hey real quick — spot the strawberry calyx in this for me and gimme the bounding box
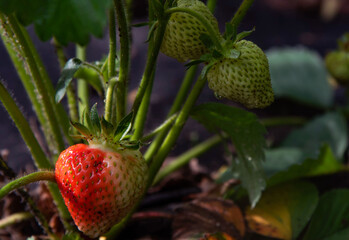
[70,103,140,152]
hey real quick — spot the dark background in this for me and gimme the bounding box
[0,0,348,172]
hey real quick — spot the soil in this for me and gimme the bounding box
[0,0,349,239]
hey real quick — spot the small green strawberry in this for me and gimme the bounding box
[55,110,148,238]
[325,33,349,85]
[160,0,221,62]
[207,40,274,109]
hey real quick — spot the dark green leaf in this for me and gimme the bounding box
[55,58,83,103]
[263,147,304,177]
[303,189,349,240]
[90,103,101,134]
[71,122,91,137]
[146,21,158,43]
[281,112,348,160]
[235,27,255,42]
[0,0,112,45]
[199,33,214,50]
[267,47,333,108]
[268,145,343,187]
[114,112,133,141]
[192,103,267,207]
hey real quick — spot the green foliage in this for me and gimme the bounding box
[192,102,266,207]
[267,47,333,108]
[281,112,348,160]
[0,0,112,45]
[267,145,343,187]
[304,189,349,240]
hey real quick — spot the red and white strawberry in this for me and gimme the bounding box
[55,111,148,238]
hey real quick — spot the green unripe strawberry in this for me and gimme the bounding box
[161,0,221,62]
[207,40,274,109]
[325,51,349,85]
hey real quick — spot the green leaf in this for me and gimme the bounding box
[90,103,101,135]
[267,47,333,108]
[114,112,133,141]
[268,145,343,187]
[246,181,318,239]
[263,147,304,177]
[303,189,349,240]
[0,0,112,45]
[281,112,348,160]
[101,117,114,136]
[192,103,267,207]
[55,58,83,103]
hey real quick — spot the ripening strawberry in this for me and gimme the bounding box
[207,40,274,109]
[160,0,221,62]
[55,143,148,238]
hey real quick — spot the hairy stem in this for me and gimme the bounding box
[76,45,89,119]
[114,0,131,123]
[154,135,222,184]
[0,171,56,200]
[230,0,255,27]
[105,78,118,122]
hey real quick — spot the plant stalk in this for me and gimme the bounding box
[76,45,89,119]
[0,171,56,200]
[114,0,131,123]
[0,212,33,229]
[230,0,255,27]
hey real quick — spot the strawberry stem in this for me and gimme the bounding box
[230,0,255,27]
[0,171,56,200]
[76,45,89,120]
[0,212,33,229]
[114,0,131,124]
[165,7,223,51]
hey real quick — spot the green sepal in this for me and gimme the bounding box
[185,59,206,70]
[212,49,223,59]
[235,27,255,43]
[151,0,164,18]
[101,117,115,137]
[82,108,92,130]
[114,111,134,142]
[120,140,141,150]
[199,33,214,50]
[226,49,241,59]
[55,58,83,103]
[71,122,91,138]
[146,21,158,43]
[201,62,215,79]
[132,22,150,27]
[90,103,101,135]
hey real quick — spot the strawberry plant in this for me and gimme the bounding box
[0,0,349,239]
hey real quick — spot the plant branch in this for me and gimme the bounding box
[0,171,56,200]
[114,0,131,123]
[0,212,33,229]
[76,45,89,119]
[230,0,255,27]
[147,75,207,187]
[105,77,118,122]
[154,135,222,184]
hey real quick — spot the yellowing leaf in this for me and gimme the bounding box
[245,181,318,239]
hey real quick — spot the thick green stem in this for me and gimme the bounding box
[76,45,89,120]
[0,212,33,229]
[165,7,222,51]
[114,0,131,123]
[0,171,55,200]
[154,135,222,184]
[131,17,169,121]
[144,65,197,161]
[105,78,118,122]
[0,82,52,169]
[147,76,207,187]
[132,70,155,141]
[230,0,255,27]
[6,14,65,153]
[105,8,118,123]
